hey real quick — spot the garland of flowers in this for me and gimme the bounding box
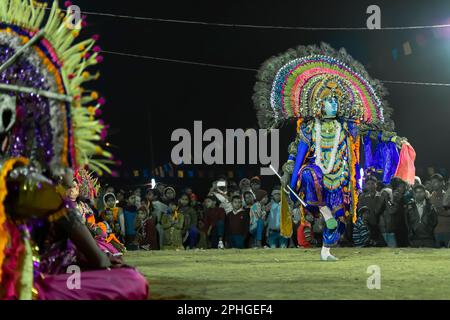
[314,119,342,174]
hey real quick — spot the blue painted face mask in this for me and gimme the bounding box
[323,97,338,118]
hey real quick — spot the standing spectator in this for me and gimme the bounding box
[430,174,450,247]
[250,176,262,193]
[226,196,250,249]
[249,189,268,248]
[179,194,198,249]
[163,186,177,205]
[146,189,167,250]
[406,184,438,248]
[210,179,233,214]
[204,195,226,249]
[390,178,410,247]
[161,201,185,250]
[378,187,398,247]
[266,190,289,248]
[358,176,384,244]
[123,193,139,250]
[239,178,252,194]
[243,191,255,209]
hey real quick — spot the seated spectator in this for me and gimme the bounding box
[204,195,226,249]
[226,196,249,249]
[266,190,289,248]
[161,201,185,250]
[249,189,268,248]
[406,184,438,248]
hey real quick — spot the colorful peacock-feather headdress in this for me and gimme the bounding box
[253,42,395,132]
[0,0,112,176]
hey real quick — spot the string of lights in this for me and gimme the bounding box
[101,50,450,87]
[64,8,450,31]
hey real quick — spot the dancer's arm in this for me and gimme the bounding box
[57,210,111,269]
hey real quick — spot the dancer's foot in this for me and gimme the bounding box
[320,246,338,261]
[320,254,338,261]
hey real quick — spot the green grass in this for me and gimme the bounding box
[125,248,450,300]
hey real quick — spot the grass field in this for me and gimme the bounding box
[125,248,450,300]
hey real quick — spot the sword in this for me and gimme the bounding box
[269,165,335,222]
[269,165,307,207]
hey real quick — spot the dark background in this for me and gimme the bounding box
[69,0,450,192]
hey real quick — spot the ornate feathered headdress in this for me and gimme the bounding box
[73,167,99,200]
[0,0,112,176]
[253,43,395,132]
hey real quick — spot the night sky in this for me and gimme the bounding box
[72,0,450,187]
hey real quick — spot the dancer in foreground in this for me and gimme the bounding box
[0,0,148,299]
[253,43,416,261]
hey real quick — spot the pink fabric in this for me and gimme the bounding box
[95,238,119,255]
[1,221,24,299]
[36,267,149,300]
[394,143,416,185]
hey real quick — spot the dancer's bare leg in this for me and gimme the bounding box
[319,206,338,261]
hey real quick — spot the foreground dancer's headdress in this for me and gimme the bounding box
[0,0,112,175]
[253,42,395,132]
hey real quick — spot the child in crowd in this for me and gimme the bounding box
[161,201,185,250]
[204,195,226,249]
[226,196,250,249]
[123,193,139,250]
[100,193,125,240]
[243,191,255,209]
[249,189,268,248]
[353,207,372,247]
[135,201,158,250]
[266,190,289,248]
[179,194,198,249]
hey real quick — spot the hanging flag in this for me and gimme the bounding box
[143,169,149,178]
[227,170,234,179]
[188,170,194,178]
[280,187,293,238]
[403,41,412,55]
[163,164,170,173]
[153,168,159,177]
[133,170,139,177]
[198,170,204,178]
[391,48,399,61]
[177,170,184,178]
[237,169,245,179]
